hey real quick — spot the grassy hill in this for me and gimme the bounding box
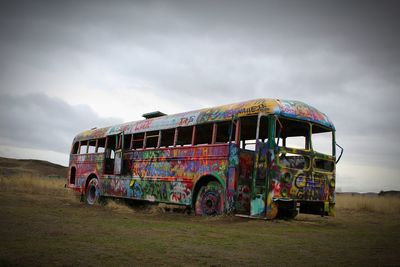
[0,157,67,179]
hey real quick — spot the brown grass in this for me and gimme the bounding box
[105,199,137,213]
[1,174,400,266]
[2,175,399,215]
[0,175,65,191]
[0,175,78,203]
[336,194,400,214]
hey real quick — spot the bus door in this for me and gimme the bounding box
[250,115,269,217]
[104,132,124,175]
[114,132,124,175]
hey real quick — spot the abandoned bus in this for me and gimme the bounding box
[67,99,340,219]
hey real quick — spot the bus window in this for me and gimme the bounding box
[278,152,310,170]
[72,142,79,154]
[124,134,132,150]
[176,126,193,146]
[145,131,159,149]
[194,123,213,145]
[97,138,106,153]
[277,118,310,150]
[312,124,333,156]
[314,158,334,171]
[216,121,234,143]
[160,128,175,148]
[285,136,307,150]
[106,136,116,158]
[240,116,268,151]
[104,136,116,174]
[115,135,122,150]
[88,140,96,154]
[79,141,88,154]
[131,133,145,150]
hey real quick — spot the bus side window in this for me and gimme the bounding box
[106,136,116,159]
[176,126,193,146]
[97,138,106,153]
[239,116,257,150]
[131,133,145,150]
[88,140,96,154]
[159,129,175,148]
[216,121,234,143]
[194,123,213,145]
[145,131,159,149]
[124,134,132,150]
[79,141,88,154]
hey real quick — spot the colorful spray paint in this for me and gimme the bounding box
[67,98,337,218]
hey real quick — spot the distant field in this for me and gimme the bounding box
[0,157,67,178]
[1,174,399,266]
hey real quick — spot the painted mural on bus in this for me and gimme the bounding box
[67,98,341,219]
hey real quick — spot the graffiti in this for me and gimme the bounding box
[108,178,193,205]
[177,116,195,126]
[236,185,251,212]
[134,120,152,131]
[278,100,333,128]
[68,98,336,218]
[250,194,265,216]
[170,182,192,203]
[73,98,334,143]
[238,152,253,181]
[197,100,270,123]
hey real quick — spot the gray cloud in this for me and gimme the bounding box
[0,93,122,153]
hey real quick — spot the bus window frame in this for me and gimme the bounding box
[274,117,312,152]
[311,123,335,157]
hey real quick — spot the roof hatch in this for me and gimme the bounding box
[142,111,167,119]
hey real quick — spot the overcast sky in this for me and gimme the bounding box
[0,0,399,192]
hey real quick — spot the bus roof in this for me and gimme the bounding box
[74,98,334,142]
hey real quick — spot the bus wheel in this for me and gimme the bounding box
[195,181,225,216]
[86,178,100,205]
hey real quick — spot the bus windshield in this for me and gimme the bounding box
[276,117,333,156]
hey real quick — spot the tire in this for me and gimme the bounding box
[85,177,100,205]
[194,181,225,216]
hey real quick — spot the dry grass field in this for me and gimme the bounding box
[1,170,400,266]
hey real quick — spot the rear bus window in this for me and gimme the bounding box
[79,141,88,154]
[72,142,79,154]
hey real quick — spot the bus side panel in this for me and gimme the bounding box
[69,154,104,194]
[101,144,230,206]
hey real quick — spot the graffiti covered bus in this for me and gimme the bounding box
[67,99,341,219]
